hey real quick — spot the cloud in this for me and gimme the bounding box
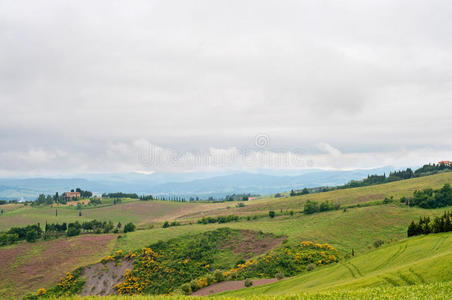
[0,140,451,176]
[0,0,452,175]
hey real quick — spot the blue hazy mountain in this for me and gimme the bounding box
[0,167,401,200]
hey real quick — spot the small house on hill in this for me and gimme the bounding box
[438,161,452,167]
[63,191,81,200]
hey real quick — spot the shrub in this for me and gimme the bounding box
[304,200,319,214]
[269,211,276,218]
[276,272,284,280]
[67,227,81,237]
[36,288,46,296]
[181,283,191,295]
[235,259,246,267]
[162,221,169,228]
[123,222,136,233]
[25,229,39,242]
[214,270,225,282]
[306,263,316,271]
[373,239,385,248]
[190,280,199,292]
[244,279,253,287]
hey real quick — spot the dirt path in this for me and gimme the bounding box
[191,278,278,296]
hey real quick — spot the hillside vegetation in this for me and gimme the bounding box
[224,232,452,296]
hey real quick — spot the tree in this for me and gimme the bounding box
[78,211,82,217]
[67,227,80,236]
[124,222,136,233]
[67,221,81,236]
[269,211,276,218]
[304,200,319,214]
[25,228,39,242]
[407,221,418,237]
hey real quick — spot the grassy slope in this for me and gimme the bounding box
[181,172,452,219]
[112,172,452,253]
[49,282,452,299]
[0,199,228,231]
[224,232,452,296]
[0,234,118,299]
[114,204,449,254]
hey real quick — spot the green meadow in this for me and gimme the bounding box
[224,232,452,296]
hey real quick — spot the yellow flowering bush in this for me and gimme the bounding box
[31,268,85,298]
[36,288,46,296]
[221,241,339,280]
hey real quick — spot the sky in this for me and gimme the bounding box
[1,0,452,176]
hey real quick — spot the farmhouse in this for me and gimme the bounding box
[63,191,81,200]
[438,161,452,167]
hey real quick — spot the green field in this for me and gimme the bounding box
[224,232,452,296]
[2,172,452,299]
[45,281,452,299]
[112,204,449,254]
[0,199,228,231]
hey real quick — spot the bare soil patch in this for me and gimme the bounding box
[220,230,286,258]
[81,259,133,295]
[191,278,278,295]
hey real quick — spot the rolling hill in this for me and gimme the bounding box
[1,172,452,299]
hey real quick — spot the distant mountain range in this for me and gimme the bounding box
[0,167,402,200]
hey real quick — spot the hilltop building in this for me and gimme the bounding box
[438,161,452,167]
[63,191,81,200]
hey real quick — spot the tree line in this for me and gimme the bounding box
[286,163,452,199]
[197,215,240,224]
[102,192,139,199]
[401,184,452,209]
[304,200,341,214]
[339,163,452,190]
[0,220,136,246]
[33,188,93,206]
[407,212,452,237]
[290,188,309,197]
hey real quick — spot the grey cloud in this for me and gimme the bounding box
[0,0,452,175]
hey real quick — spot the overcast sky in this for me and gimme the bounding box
[1,0,452,176]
